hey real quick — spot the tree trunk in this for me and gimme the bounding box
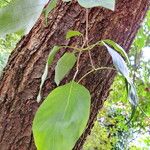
[0,0,149,149]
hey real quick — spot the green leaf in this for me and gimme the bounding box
[55,52,77,85]
[66,30,82,39]
[33,81,91,150]
[102,42,130,80]
[126,82,138,123]
[102,39,130,64]
[44,0,57,20]
[48,46,60,65]
[37,46,60,103]
[77,0,115,10]
[0,0,48,37]
[128,82,138,107]
[102,42,138,118]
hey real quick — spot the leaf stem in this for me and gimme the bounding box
[61,40,101,53]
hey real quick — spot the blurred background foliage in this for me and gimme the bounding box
[84,10,150,150]
[0,1,150,150]
[0,0,21,74]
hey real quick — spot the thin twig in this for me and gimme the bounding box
[85,9,89,43]
[78,67,116,83]
[73,36,88,80]
[61,45,81,51]
[85,9,96,69]
[73,9,90,80]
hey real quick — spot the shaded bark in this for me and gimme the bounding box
[0,0,149,149]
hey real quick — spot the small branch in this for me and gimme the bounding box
[61,45,81,51]
[85,9,89,43]
[73,8,90,80]
[78,67,116,83]
[85,9,96,69]
[62,40,101,52]
[73,31,87,80]
[78,69,94,83]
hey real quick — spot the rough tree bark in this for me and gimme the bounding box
[0,0,149,149]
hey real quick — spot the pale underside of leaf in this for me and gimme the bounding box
[102,42,138,119]
[102,39,130,64]
[103,42,130,80]
[37,46,60,103]
[37,61,48,103]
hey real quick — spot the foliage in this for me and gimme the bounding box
[0,0,147,150]
[84,10,150,150]
[55,53,77,85]
[0,33,20,74]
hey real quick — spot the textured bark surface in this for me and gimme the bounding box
[0,0,149,149]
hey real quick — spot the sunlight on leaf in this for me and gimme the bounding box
[33,81,91,150]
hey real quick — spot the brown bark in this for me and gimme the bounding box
[0,0,149,150]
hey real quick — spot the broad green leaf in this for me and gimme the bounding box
[44,0,57,20]
[55,53,77,85]
[0,0,48,37]
[37,46,60,102]
[102,39,130,64]
[66,30,82,39]
[33,81,91,150]
[77,0,115,10]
